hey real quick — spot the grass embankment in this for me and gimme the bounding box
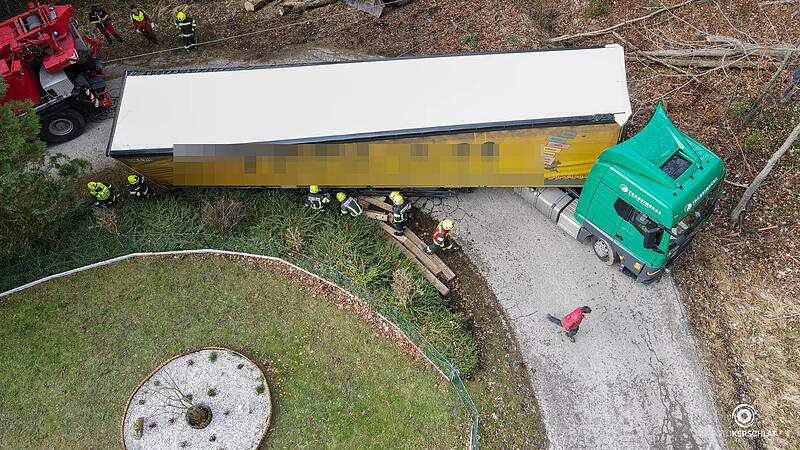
[3,171,549,447]
[0,256,466,448]
[6,180,477,374]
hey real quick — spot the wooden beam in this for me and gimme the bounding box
[360,196,394,212]
[378,222,445,277]
[402,228,456,281]
[382,234,450,295]
[363,210,389,221]
[244,0,269,11]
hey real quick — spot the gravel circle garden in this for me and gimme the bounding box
[122,347,271,449]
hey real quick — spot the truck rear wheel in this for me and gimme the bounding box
[40,109,86,144]
[592,236,616,265]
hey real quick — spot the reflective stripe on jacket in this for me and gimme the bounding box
[432,225,449,247]
[130,10,151,26]
[340,197,363,216]
[92,182,111,200]
[393,202,411,222]
[305,193,326,210]
[175,17,196,36]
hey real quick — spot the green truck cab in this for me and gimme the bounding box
[574,104,725,283]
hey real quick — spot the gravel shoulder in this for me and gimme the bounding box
[416,188,725,449]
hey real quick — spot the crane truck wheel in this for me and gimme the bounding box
[591,236,616,266]
[40,109,86,144]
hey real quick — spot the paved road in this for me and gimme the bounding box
[417,188,725,449]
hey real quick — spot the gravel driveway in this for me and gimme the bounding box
[417,188,725,449]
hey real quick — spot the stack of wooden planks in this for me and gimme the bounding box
[358,196,456,295]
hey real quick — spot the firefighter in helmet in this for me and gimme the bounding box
[175,11,197,52]
[87,181,115,207]
[424,219,455,254]
[336,192,363,217]
[127,174,150,197]
[304,185,330,210]
[389,191,411,236]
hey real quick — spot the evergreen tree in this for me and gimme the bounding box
[0,80,88,256]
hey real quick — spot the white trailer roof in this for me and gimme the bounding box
[108,45,631,153]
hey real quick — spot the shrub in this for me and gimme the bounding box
[731,99,753,119]
[91,207,119,235]
[201,197,246,236]
[743,133,767,151]
[421,310,478,375]
[583,0,611,18]
[392,268,425,309]
[460,34,479,46]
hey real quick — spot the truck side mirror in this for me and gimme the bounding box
[643,228,661,249]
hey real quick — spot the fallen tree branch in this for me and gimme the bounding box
[244,0,271,11]
[724,179,750,188]
[278,0,337,15]
[643,47,800,59]
[730,120,800,221]
[740,36,800,128]
[613,31,700,82]
[626,55,762,68]
[758,0,799,5]
[548,0,697,42]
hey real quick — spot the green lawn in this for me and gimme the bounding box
[0,256,467,448]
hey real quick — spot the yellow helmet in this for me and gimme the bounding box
[309,185,320,193]
[441,219,454,230]
[389,191,404,205]
[177,11,186,20]
[87,182,98,190]
[336,192,347,202]
[128,175,139,184]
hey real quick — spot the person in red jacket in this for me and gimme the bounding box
[130,5,158,44]
[424,219,455,254]
[547,306,591,343]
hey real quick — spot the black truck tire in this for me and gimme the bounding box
[40,109,86,143]
[592,236,616,265]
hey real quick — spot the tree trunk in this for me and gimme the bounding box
[244,0,270,12]
[730,120,800,221]
[278,0,337,14]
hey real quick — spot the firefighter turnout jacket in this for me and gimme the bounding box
[128,175,149,196]
[393,201,411,224]
[431,222,453,250]
[305,192,330,210]
[175,15,196,37]
[91,182,111,201]
[340,196,363,217]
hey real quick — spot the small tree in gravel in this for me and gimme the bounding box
[148,371,212,429]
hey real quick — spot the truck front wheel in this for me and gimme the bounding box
[592,237,616,265]
[40,109,86,144]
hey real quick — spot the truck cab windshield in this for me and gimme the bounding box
[669,182,720,248]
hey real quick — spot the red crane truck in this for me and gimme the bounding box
[1,3,110,143]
